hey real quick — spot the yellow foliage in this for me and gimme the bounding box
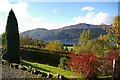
[45,40,63,52]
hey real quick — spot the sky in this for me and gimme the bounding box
[0,0,119,34]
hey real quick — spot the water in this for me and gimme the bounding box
[61,41,79,45]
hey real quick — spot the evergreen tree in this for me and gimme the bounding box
[2,9,20,63]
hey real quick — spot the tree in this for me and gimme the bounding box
[97,33,113,55]
[79,30,93,45]
[20,35,45,48]
[112,16,120,37]
[112,16,120,49]
[45,40,63,52]
[2,9,20,63]
[101,16,120,49]
[2,33,6,54]
[74,30,94,54]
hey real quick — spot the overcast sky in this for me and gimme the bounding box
[0,0,119,34]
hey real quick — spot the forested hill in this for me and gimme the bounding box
[21,23,109,42]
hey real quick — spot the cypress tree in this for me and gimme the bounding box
[2,9,20,63]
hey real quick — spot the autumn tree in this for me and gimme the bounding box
[45,40,63,52]
[2,9,20,63]
[102,16,120,49]
[112,16,120,37]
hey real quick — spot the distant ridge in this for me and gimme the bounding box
[21,23,109,44]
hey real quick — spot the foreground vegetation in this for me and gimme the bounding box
[66,16,120,79]
[21,60,80,78]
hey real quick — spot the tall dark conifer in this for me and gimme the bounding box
[3,9,20,63]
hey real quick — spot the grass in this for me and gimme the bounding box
[21,60,81,78]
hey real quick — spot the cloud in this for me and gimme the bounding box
[18,17,71,32]
[0,1,67,33]
[73,12,113,25]
[0,0,31,34]
[11,1,29,19]
[0,0,29,18]
[81,6,95,11]
[0,0,11,13]
[0,1,114,34]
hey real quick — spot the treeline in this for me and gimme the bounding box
[20,35,45,48]
[20,35,70,53]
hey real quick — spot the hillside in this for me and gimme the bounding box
[21,23,108,44]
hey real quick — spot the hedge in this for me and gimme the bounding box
[20,49,67,67]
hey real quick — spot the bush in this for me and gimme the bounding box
[67,51,120,78]
[67,52,99,79]
[58,57,68,69]
[99,51,120,77]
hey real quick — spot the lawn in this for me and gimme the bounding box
[21,60,80,78]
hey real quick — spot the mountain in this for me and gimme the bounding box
[21,23,108,44]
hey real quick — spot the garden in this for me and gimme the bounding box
[1,9,120,80]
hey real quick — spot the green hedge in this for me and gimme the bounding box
[20,49,67,67]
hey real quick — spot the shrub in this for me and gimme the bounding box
[58,57,68,69]
[67,52,99,79]
[100,51,120,76]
